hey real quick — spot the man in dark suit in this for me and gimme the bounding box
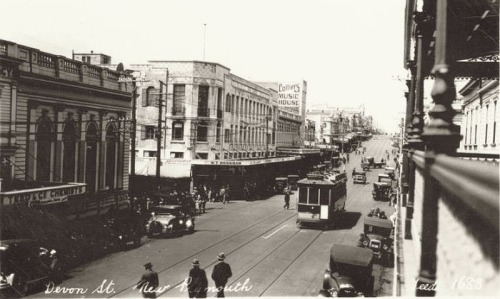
[211,253,232,298]
[188,259,208,298]
[137,262,159,298]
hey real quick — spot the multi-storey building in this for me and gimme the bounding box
[459,78,499,155]
[0,40,133,218]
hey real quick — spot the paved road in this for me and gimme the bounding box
[31,135,396,298]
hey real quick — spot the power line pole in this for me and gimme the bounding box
[203,23,207,60]
[130,84,137,195]
[156,82,163,191]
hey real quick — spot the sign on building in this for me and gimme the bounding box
[278,83,302,108]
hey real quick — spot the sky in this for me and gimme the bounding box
[2,0,408,133]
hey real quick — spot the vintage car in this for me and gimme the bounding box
[274,177,288,194]
[319,244,374,297]
[384,166,396,180]
[358,217,394,266]
[0,239,51,296]
[373,161,386,168]
[287,175,300,190]
[372,174,393,201]
[145,205,195,237]
[352,171,367,184]
[104,211,144,249]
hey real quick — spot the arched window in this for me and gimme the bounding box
[172,121,184,140]
[62,114,77,182]
[105,123,118,190]
[35,110,53,181]
[85,120,99,193]
[197,121,208,142]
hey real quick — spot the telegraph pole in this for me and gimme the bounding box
[130,84,137,195]
[156,70,169,191]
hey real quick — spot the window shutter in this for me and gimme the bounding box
[141,125,146,140]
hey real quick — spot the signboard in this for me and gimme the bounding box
[1,183,86,206]
[278,83,302,108]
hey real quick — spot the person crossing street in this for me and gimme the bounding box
[211,253,232,297]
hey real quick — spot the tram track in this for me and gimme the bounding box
[110,208,297,298]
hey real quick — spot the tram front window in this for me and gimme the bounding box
[320,187,329,205]
[299,188,308,203]
[309,188,319,205]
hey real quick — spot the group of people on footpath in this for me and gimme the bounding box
[136,252,232,298]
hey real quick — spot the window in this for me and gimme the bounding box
[225,94,232,112]
[85,120,99,193]
[309,188,319,205]
[197,121,208,142]
[62,115,77,182]
[217,88,222,111]
[105,124,118,190]
[299,188,308,203]
[145,126,156,139]
[320,188,330,205]
[172,121,184,140]
[485,105,489,144]
[36,110,53,181]
[224,129,230,143]
[173,85,185,115]
[195,152,208,159]
[198,86,209,117]
[494,101,497,144]
[142,86,156,107]
[143,151,157,157]
[216,122,221,143]
[170,152,184,158]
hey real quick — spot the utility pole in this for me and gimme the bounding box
[265,113,269,158]
[203,23,207,60]
[130,83,137,196]
[156,70,169,191]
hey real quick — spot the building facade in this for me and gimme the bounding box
[459,78,499,155]
[0,40,133,218]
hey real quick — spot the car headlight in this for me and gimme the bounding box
[118,235,123,240]
[331,290,338,297]
[167,224,173,228]
[363,240,368,246]
[383,244,389,250]
[186,219,193,227]
[179,219,184,225]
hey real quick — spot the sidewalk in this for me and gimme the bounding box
[395,203,419,296]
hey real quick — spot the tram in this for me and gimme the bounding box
[297,172,347,228]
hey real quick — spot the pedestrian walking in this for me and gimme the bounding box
[48,250,62,285]
[283,189,290,210]
[188,259,208,298]
[220,186,226,204]
[136,262,159,298]
[211,253,232,298]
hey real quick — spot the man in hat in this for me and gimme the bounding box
[48,249,62,284]
[136,262,159,298]
[211,253,232,298]
[283,189,291,210]
[188,259,208,298]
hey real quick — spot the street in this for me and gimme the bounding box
[31,136,395,298]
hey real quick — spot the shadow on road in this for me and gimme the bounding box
[335,211,362,230]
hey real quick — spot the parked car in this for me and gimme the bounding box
[372,174,393,201]
[145,205,195,237]
[0,239,50,296]
[352,171,367,184]
[104,211,144,249]
[287,175,300,190]
[274,177,288,194]
[358,217,394,266]
[319,244,374,297]
[384,166,396,180]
